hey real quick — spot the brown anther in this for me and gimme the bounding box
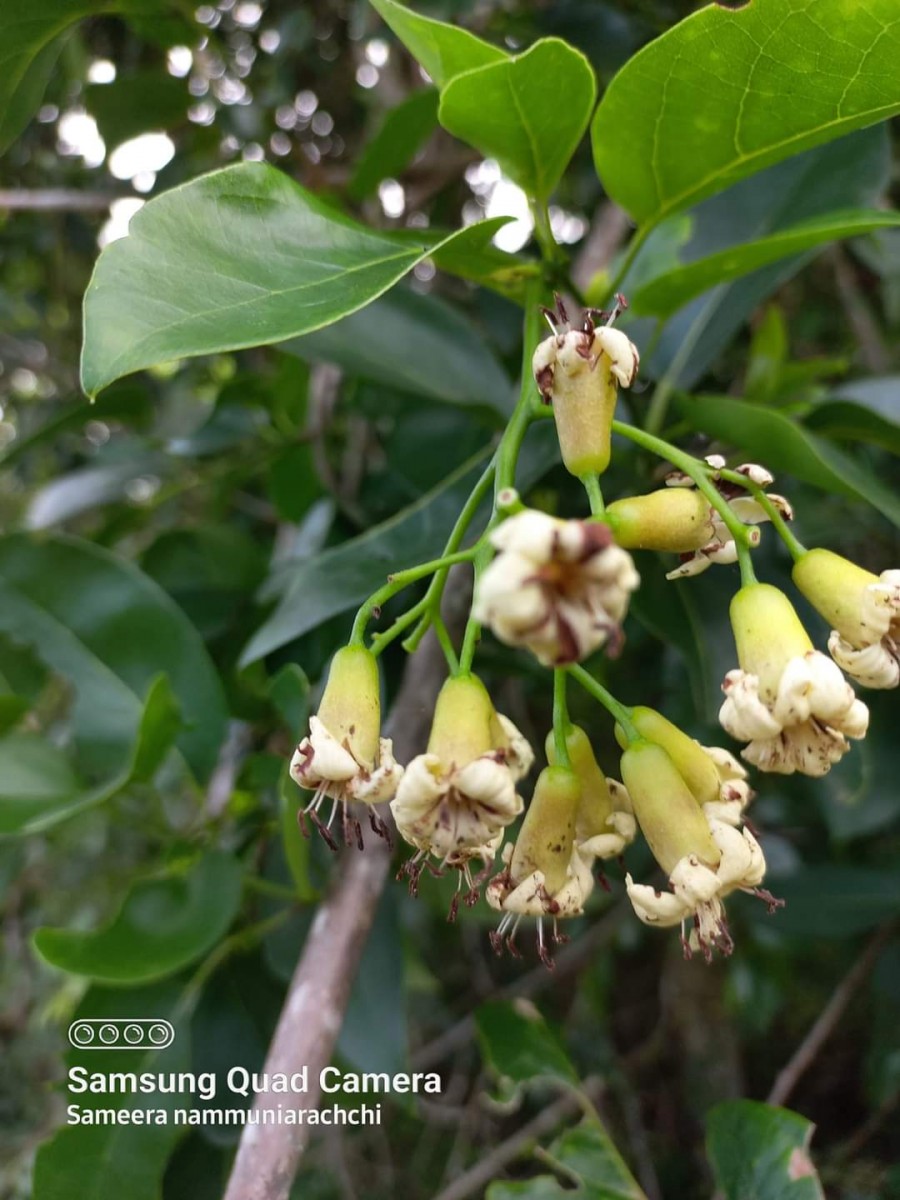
[309,808,339,853]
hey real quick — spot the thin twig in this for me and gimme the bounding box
[430,1082,602,1200]
[0,189,124,211]
[222,627,451,1200]
[767,923,894,1108]
[412,900,629,1071]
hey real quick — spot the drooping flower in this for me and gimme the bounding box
[793,548,900,689]
[719,583,869,776]
[472,510,640,666]
[545,724,635,859]
[662,457,792,579]
[290,645,403,849]
[487,765,594,966]
[391,674,524,909]
[532,295,639,479]
[620,741,771,960]
[616,706,754,826]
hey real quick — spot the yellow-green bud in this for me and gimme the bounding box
[317,645,382,769]
[508,766,581,895]
[615,707,720,806]
[545,724,616,839]
[792,548,880,645]
[606,489,714,553]
[427,674,494,767]
[620,742,720,875]
[729,584,812,703]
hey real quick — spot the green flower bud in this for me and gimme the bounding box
[620,742,721,875]
[317,645,382,769]
[616,707,721,807]
[426,674,494,767]
[606,489,714,553]
[728,584,812,703]
[793,548,882,646]
[508,766,581,897]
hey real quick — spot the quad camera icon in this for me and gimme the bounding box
[67,1018,175,1051]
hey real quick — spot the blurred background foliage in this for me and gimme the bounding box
[1,1,899,1198]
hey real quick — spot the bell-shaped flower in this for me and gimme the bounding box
[662,457,791,579]
[719,583,869,776]
[391,674,524,906]
[545,724,635,859]
[290,645,402,849]
[532,297,639,479]
[487,765,594,966]
[473,510,640,667]
[620,741,771,960]
[616,706,754,826]
[793,548,900,689]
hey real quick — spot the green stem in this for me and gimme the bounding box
[552,669,572,767]
[350,549,477,645]
[611,420,758,552]
[602,221,653,309]
[432,614,460,673]
[371,595,430,657]
[401,457,496,655]
[720,468,808,561]
[568,664,639,743]
[581,472,605,518]
[457,281,547,674]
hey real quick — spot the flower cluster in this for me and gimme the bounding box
[287,298,894,968]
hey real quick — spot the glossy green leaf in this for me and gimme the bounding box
[81,161,507,397]
[487,1122,647,1200]
[631,211,900,318]
[0,535,227,781]
[804,399,900,456]
[592,0,900,225]
[349,87,438,200]
[477,1000,578,1086]
[632,127,889,391]
[0,676,181,836]
[676,395,900,527]
[0,1,183,155]
[440,39,597,202]
[33,981,193,1200]
[285,286,512,414]
[0,734,82,833]
[707,1101,824,1200]
[34,851,243,983]
[269,663,310,735]
[240,447,492,664]
[86,71,187,148]
[368,0,506,89]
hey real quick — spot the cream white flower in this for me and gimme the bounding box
[720,582,868,776]
[663,457,791,579]
[473,510,640,666]
[621,706,755,826]
[719,652,869,776]
[291,716,402,807]
[620,739,777,959]
[665,494,791,579]
[532,296,639,479]
[486,766,593,965]
[626,817,767,960]
[793,550,900,689]
[390,751,522,865]
[290,645,403,848]
[545,724,635,859]
[491,712,535,782]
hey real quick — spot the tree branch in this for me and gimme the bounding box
[222,627,451,1200]
[766,923,894,1108]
